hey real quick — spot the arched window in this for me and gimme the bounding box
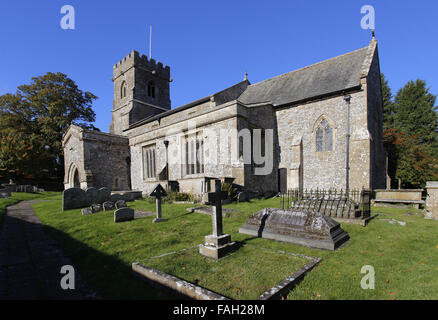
[148,81,155,98]
[315,118,334,152]
[120,81,127,99]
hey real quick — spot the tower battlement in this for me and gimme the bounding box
[110,50,171,135]
[113,50,170,80]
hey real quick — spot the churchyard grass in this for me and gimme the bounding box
[145,245,309,300]
[31,196,438,300]
[0,192,60,229]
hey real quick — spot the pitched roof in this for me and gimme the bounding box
[238,45,371,107]
[127,80,249,129]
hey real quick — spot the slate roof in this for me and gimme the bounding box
[238,46,370,107]
[128,80,248,129]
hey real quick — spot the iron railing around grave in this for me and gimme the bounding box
[280,188,371,220]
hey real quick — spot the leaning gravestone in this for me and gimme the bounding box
[114,207,134,223]
[103,201,115,211]
[63,188,89,211]
[115,200,127,209]
[239,208,349,251]
[109,194,125,203]
[91,204,102,213]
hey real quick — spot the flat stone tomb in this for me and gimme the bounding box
[239,208,350,251]
[199,180,237,259]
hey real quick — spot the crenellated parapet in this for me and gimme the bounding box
[113,50,170,80]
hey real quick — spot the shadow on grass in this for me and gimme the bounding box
[37,222,184,300]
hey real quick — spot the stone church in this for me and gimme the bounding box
[62,37,386,197]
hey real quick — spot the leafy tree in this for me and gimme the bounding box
[0,72,98,181]
[384,128,438,188]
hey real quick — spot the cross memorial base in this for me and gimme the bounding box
[199,234,237,260]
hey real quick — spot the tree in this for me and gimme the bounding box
[393,79,438,153]
[384,128,438,188]
[381,73,395,130]
[0,72,98,181]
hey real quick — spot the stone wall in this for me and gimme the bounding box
[63,125,130,191]
[365,42,386,190]
[425,181,438,220]
[129,100,242,195]
[276,90,368,190]
[63,126,87,189]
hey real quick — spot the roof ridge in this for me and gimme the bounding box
[247,45,369,88]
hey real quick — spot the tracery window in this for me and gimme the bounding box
[315,119,333,152]
[183,133,204,176]
[142,144,156,179]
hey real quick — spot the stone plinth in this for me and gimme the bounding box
[425,182,438,220]
[239,208,349,251]
[199,234,237,260]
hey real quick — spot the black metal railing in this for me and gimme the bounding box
[280,188,371,219]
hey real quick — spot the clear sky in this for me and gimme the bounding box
[0,0,437,132]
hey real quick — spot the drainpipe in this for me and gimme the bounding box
[163,140,169,181]
[344,94,351,191]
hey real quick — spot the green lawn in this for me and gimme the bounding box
[0,191,60,229]
[144,245,309,300]
[30,196,438,300]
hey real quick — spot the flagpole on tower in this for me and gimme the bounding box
[149,25,152,58]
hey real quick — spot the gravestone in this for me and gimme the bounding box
[239,208,350,251]
[91,204,102,213]
[109,194,125,203]
[150,184,167,223]
[199,180,237,259]
[114,207,134,223]
[63,187,89,211]
[82,207,93,215]
[86,187,100,205]
[0,188,11,199]
[115,200,127,209]
[97,187,111,204]
[103,201,115,211]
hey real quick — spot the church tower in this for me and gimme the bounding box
[110,50,171,135]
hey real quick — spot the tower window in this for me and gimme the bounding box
[120,81,127,99]
[148,81,155,98]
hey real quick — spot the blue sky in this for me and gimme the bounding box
[0,0,437,132]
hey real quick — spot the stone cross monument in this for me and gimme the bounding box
[199,180,236,259]
[150,184,167,223]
